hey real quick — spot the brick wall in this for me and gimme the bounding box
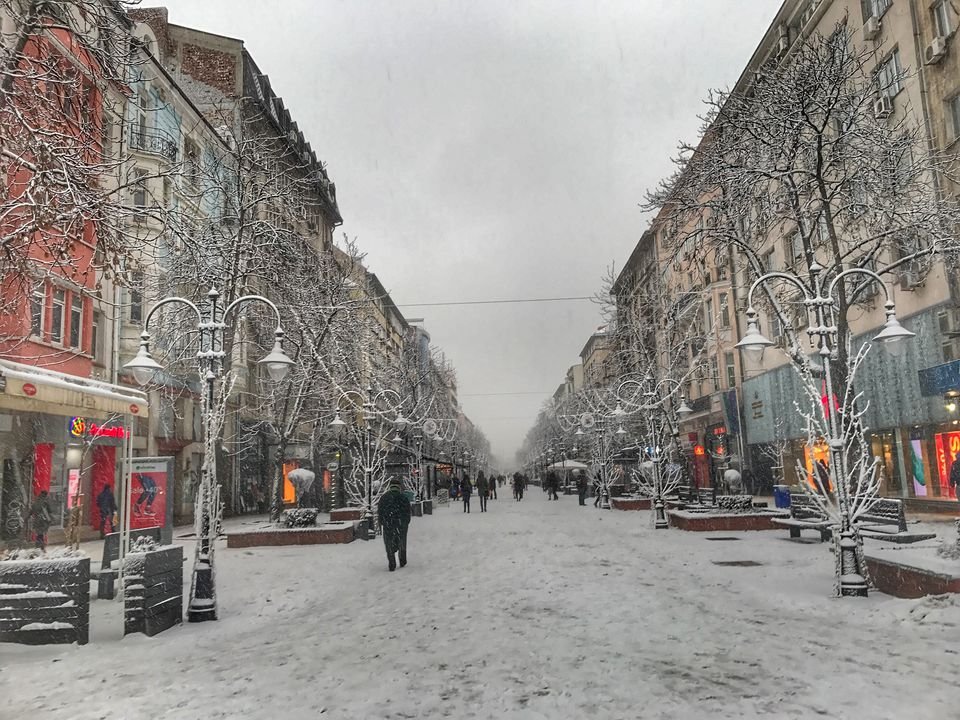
[180,43,237,98]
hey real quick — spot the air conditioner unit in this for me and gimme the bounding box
[874,95,894,119]
[925,36,948,65]
[899,268,921,291]
[863,16,881,41]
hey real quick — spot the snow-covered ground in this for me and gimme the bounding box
[2,492,959,719]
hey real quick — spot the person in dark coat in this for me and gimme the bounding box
[29,490,52,552]
[377,478,411,571]
[490,473,498,500]
[576,470,588,506]
[477,471,489,512]
[546,470,560,500]
[515,473,525,501]
[949,452,960,503]
[461,473,472,513]
[96,484,117,538]
[593,471,603,507]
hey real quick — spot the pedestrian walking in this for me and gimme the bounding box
[516,474,525,501]
[377,478,411,572]
[29,490,52,552]
[593,471,603,508]
[461,473,473,513]
[576,470,588,506]
[477,471,489,512]
[490,474,498,500]
[96,483,117,538]
[547,470,560,500]
[949,452,960,503]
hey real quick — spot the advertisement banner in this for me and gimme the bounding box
[129,457,175,534]
[934,432,960,499]
[909,439,927,497]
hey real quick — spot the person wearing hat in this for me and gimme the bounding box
[377,478,412,572]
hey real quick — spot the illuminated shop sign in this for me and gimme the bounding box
[69,417,129,440]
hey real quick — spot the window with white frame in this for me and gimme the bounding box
[129,271,143,323]
[947,94,960,142]
[725,352,736,389]
[719,293,730,328]
[51,288,65,344]
[133,168,148,212]
[69,294,82,349]
[92,310,103,360]
[876,49,902,98]
[30,285,44,337]
[933,0,952,37]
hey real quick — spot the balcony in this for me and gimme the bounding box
[129,125,178,162]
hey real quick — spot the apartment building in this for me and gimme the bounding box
[579,328,615,390]
[617,0,960,505]
[0,2,154,541]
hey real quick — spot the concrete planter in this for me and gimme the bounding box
[330,507,365,522]
[123,546,183,637]
[0,555,90,645]
[610,497,652,511]
[667,509,787,532]
[866,554,960,598]
[422,500,433,515]
[227,521,358,548]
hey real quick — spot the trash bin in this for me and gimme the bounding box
[773,485,791,509]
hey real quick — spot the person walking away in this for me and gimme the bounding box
[517,474,525,501]
[461,473,473,513]
[96,483,117,538]
[576,470,588,506]
[490,474,498,500]
[949,452,960,503]
[512,472,521,501]
[477,471,489,512]
[549,471,561,500]
[377,478,412,571]
[29,490,53,552]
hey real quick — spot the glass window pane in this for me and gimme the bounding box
[51,289,65,343]
[70,295,82,348]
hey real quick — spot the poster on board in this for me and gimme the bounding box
[128,457,175,544]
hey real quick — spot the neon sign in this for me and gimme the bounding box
[69,417,129,439]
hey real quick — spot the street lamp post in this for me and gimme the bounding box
[735,265,914,597]
[124,287,294,622]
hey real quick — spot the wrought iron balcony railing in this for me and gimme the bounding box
[129,125,178,162]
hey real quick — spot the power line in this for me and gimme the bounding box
[460,391,553,397]
[396,295,594,308]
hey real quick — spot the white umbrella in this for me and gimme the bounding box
[545,460,588,470]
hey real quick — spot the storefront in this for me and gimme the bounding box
[0,360,147,541]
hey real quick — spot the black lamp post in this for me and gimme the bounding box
[124,287,294,622]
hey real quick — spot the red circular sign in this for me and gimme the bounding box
[130,404,140,415]
[22,383,37,396]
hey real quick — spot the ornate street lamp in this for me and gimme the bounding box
[124,287,293,622]
[735,265,914,597]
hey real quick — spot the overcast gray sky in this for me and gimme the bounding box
[157,0,781,467]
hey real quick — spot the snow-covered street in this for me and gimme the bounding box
[2,494,959,720]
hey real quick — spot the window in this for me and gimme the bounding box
[30,286,44,337]
[933,0,952,37]
[129,271,143,323]
[69,294,82,349]
[101,114,113,161]
[705,296,714,331]
[861,0,891,21]
[725,352,737,389]
[719,293,730,328]
[91,311,102,360]
[709,357,720,391]
[184,138,200,188]
[133,168,148,211]
[784,231,804,266]
[51,288,65,344]
[948,94,960,141]
[876,49,902,98]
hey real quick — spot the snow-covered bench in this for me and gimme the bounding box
[672,486,716,508]
[771,493,832,542]
[855,499,936,544]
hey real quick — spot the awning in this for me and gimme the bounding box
[0,359,149,419]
